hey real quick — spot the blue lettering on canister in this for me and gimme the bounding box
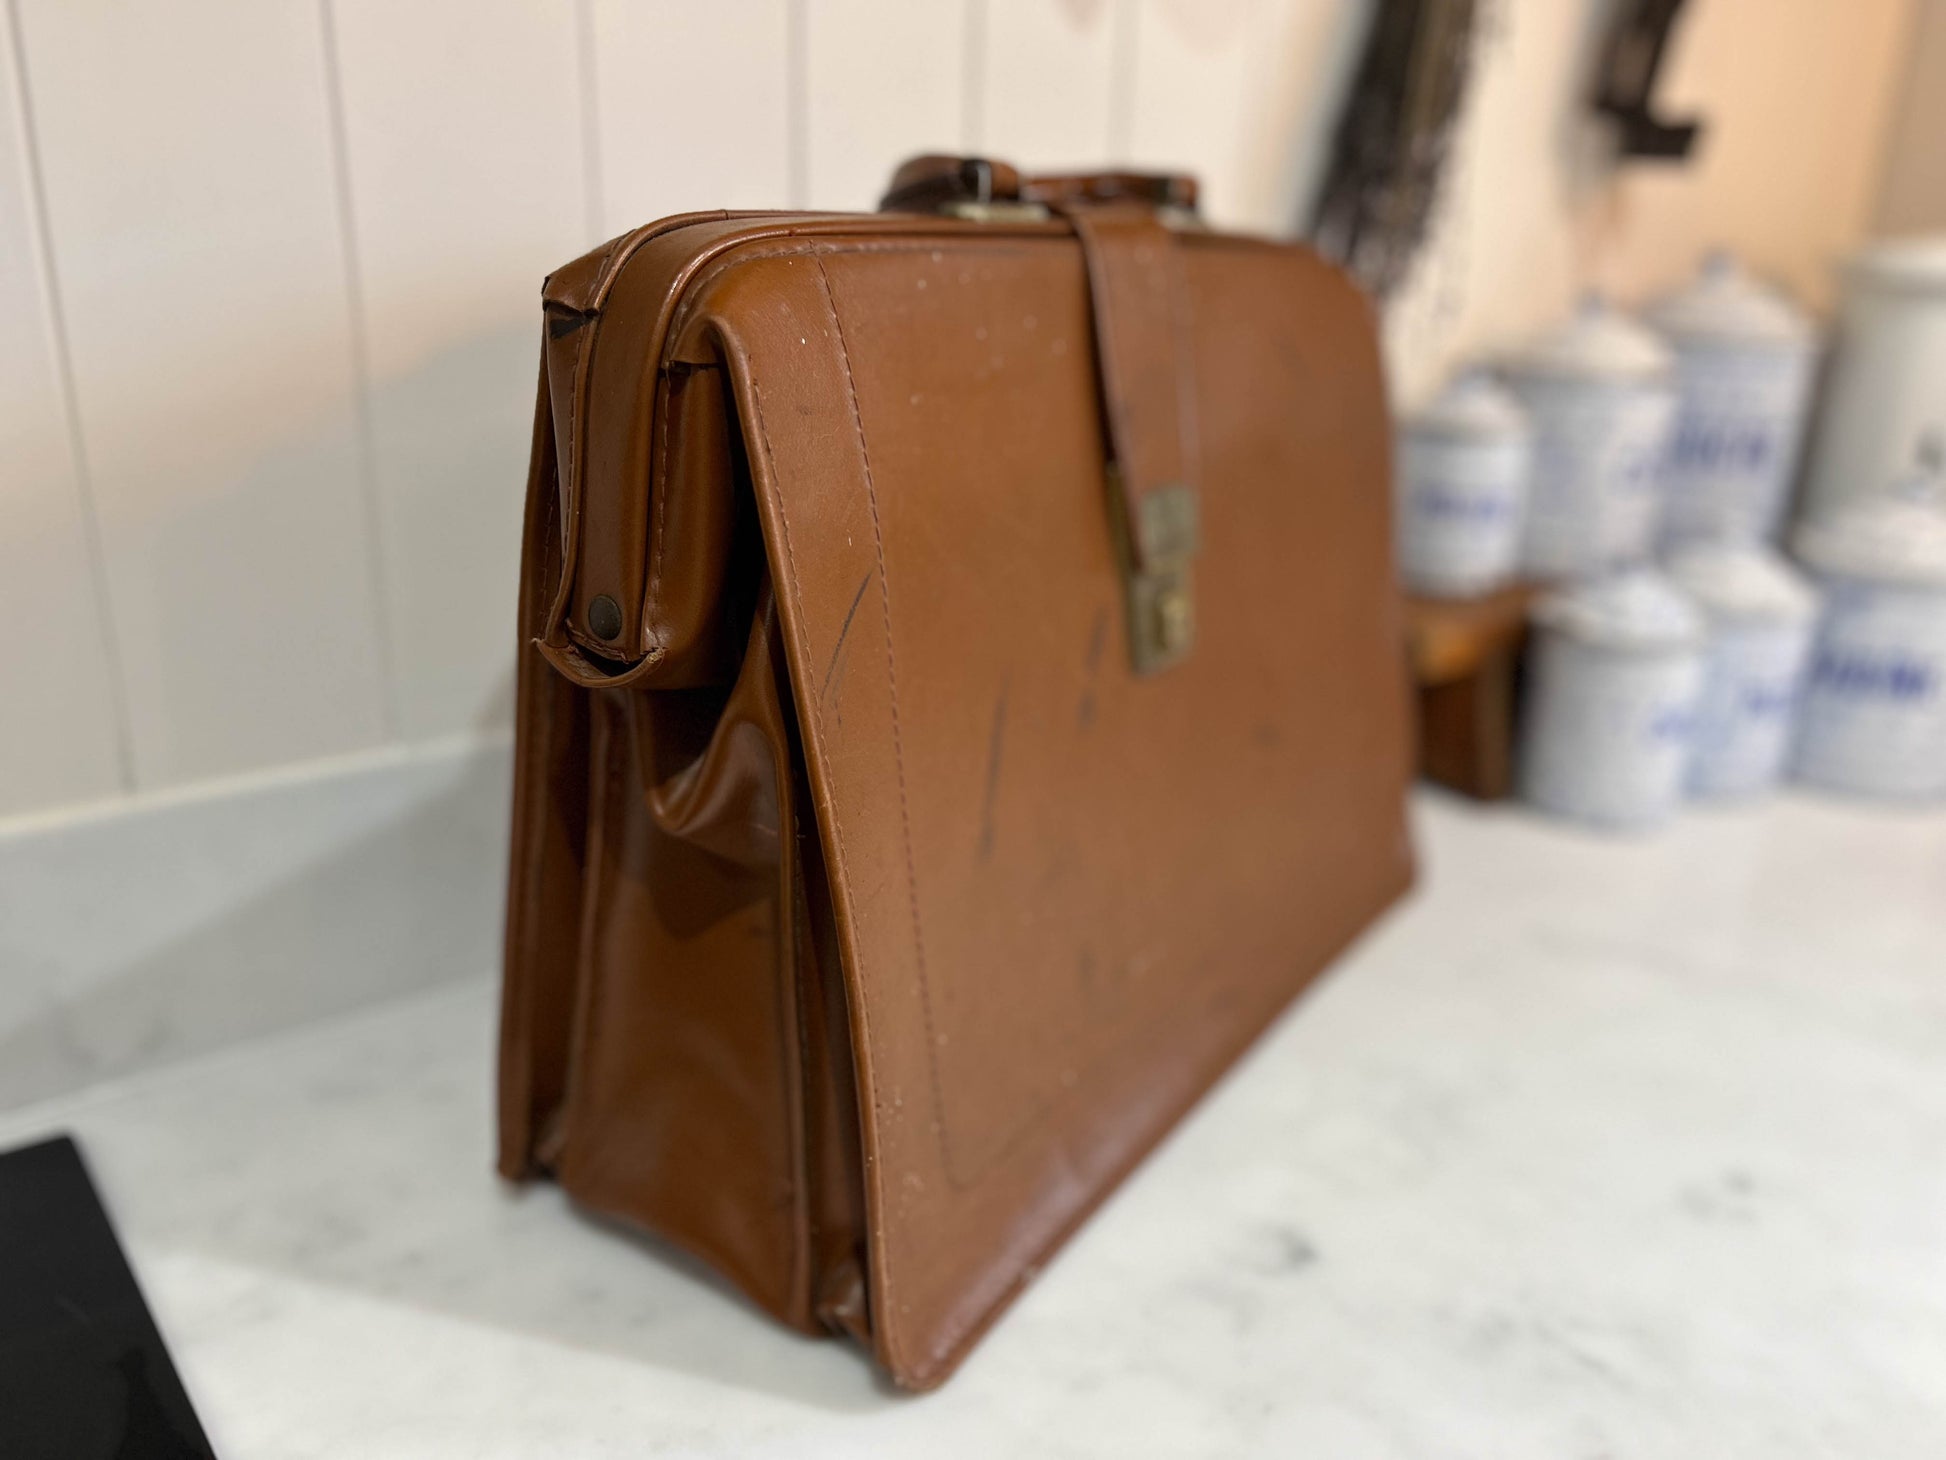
[1811,648,1939,702]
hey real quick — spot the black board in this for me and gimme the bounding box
[0,1135,214,1458]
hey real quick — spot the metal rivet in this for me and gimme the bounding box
[588,594,623,641]
[1155,588,1192,652]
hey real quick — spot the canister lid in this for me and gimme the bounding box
[1645,250,1815,349]
[1843,234,1946,295]
[1533,567,1706,651]
[1403,368,1529,443]
[1795,451,1946,587]
[1664,539,1819,624]
[1502,292,1673,383]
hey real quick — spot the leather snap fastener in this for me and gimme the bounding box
[588,594,623,641]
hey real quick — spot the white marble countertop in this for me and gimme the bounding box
[5,791,1946,1457]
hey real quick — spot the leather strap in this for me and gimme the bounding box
[1054,201,1200,573]
[880,154,1197,214]
[1022,170,1197,211]
[879,154,1204,670]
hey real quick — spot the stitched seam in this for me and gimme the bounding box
[756,608,812,1327]
[564,361,579,566]
[560,697,618,1172]
[809,255,959,1187]
[781,827,813,1327]
[764,683,806,1326]
[745,375,906,1376]
[554,321,586,626]
[508,474,562,1132]
[646,372,674,647]
[664,238,1048,354]
[590,234,622,285]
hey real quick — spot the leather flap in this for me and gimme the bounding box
[674,226,1415,1385]
[1056,202,1198,572]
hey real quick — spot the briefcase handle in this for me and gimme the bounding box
[879,154,1199,221]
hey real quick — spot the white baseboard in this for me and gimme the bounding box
[0,733,513,1110]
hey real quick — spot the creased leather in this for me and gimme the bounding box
[499,172,1415,1391]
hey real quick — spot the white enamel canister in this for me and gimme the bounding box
[1801,237,1946,523]
[1664,541,1819,800]
[1395,370,1532,597]
[1521,568,1708,830]
[1501,295,1676,581]
[1792,463,1946,799]
[1646,252,1818,544]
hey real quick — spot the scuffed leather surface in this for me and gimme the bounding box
[500,205,1414,1389]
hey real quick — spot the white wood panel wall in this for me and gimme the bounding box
[804,0,972,211]
[589,0,793,230]
[0,0,1346,822]
[977,0,1122,168]
[328,0,588,739]
[1124,0,1257,221]
[0,6,126,811]
[13,0,387,792]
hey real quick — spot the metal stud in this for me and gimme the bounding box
[588,594,623,642]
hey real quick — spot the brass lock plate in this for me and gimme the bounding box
[1112,481,1200,676]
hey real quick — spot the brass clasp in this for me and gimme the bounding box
[1109,477,1200,675]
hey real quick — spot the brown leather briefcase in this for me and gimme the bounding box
[497,155,1415,1390]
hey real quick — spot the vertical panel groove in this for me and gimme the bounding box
[963,0,987,151]
[1107,0,1138,159]
[575,0,606,238]
[786,0,808,207]
[316,0,400,741]
[3,0,135,794]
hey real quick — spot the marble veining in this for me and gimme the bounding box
[3,791,1945,1457]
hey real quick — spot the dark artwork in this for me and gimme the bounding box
[0,1136,214,1459]
[1309,0,1702,299]
[1309,0,1482,301]
[1592,0,1705,161]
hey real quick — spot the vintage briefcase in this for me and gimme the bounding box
[497,156,1415,1390]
